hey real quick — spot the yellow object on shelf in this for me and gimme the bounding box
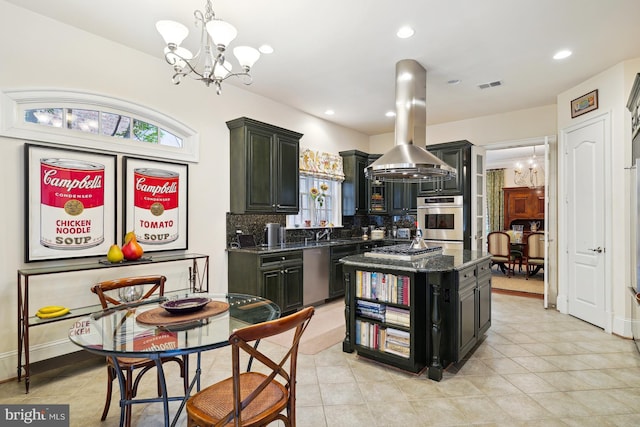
[36,307,70,319]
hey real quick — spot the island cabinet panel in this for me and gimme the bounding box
[342,265,428,373]
[228,250,303,315]
[227,117,302,214]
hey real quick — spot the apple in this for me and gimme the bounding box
[122,236,144,260]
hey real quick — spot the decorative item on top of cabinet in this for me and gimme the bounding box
[419,140,472,197]
[227,117,302,214]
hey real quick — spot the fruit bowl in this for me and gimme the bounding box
[160,297,211,314]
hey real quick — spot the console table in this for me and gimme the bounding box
[17,253,209,393]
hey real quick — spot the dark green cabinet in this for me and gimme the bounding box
[228,250,303,314]
[340,150,369,215]
[419,141,471,196]
[450,258,492,362]
[390,182,418,215]
[227,117,302,214]
[329,244,360,299]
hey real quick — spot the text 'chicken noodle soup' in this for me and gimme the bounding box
[40,158,105,249]
[133,168,179,244]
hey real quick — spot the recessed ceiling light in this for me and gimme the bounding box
[385,111,396,117]
[396,26,415,39]
[553,49,572,60]
[259,45,274,54]
[324,109,335,116]
[447,79,461,85]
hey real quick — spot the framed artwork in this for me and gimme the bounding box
[571,89,599,118]
[123,157,188,252]
[25,143,117,262]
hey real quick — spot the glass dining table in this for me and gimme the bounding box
[68,293,280,427]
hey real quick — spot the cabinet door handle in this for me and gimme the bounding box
[588,247,603,253]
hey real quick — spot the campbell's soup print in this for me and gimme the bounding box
[40,158,105,249]
[133,168,179,244]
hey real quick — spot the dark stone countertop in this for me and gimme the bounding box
[339,249,491,273]
[226,238,412,254]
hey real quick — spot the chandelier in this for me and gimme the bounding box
[514,146,544,188]
[156,0,260,95]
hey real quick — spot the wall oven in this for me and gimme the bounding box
[417,195,464,249]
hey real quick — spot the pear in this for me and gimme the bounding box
[124,230,136,244]
[106,244,124,263]
[122,236,144,260]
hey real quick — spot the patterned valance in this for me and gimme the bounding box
[299,149,345,182]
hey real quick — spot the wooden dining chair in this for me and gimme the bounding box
[90,275,188,426]
[524,232,545,279]
[186,306,315,427]
[487,231,516,277]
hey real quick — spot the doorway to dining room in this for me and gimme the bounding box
[484,136,557,308]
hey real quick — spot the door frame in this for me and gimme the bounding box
[558,111,612,331]
[483,136,557,308]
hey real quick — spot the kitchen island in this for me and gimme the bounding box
[340,249,491,381]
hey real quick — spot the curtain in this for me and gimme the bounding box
[299,149,345,181]
[486,169,505,232]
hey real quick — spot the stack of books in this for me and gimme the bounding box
[355,271,411,305]
[355,300,385,321]
[385,306,410,327]
[383,327,410,358]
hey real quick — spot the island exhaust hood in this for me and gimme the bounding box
[365,59,456,182]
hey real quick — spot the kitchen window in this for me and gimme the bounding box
[287,149,345,228]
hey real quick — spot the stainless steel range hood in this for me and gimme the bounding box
[365,59,456,182]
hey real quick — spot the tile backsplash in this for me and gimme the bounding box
[226,213,417,248]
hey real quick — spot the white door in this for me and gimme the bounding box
[564,115,607,328]
[471,146,486,252]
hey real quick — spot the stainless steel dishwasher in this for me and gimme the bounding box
[303,246,329,306]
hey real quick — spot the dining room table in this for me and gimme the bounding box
[68,292,280,427]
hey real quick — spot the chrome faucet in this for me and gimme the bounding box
[315,228,331,241]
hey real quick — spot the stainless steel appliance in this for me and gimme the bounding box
[417,195,464,249]
[264,223,280,247]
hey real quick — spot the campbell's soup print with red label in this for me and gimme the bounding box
[133,168,179,244]
[40,158,105,249]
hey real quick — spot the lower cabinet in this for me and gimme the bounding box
[228,250,303,314]
[329,244,359,299]
[444,258,492,364]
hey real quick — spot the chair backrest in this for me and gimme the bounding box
[527,232,545,260]
[224,306,314,426]
[90,275,166,308]
[487,231,510,257]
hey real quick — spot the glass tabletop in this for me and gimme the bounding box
[68,293,280,358]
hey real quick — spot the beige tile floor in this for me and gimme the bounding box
[3,292,640,426]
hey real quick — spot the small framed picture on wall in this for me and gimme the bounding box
[123,157,188,252]
[571,89,599,118]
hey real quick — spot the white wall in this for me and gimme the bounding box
[556,58,640,336]
[368,104,558,153]
[0,1,368,382]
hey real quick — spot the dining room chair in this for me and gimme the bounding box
[487,231,516,277]
[185,306,315,427]
[90,275,188,426]
[524,232,545,280]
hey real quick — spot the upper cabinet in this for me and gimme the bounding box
[340,150,369,216]
[419,140,472,196]
[227,117,302,214]
[390,182,418,215]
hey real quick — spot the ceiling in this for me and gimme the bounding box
[7,0,640,136]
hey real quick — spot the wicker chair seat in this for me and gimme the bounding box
[187,373,287,426]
